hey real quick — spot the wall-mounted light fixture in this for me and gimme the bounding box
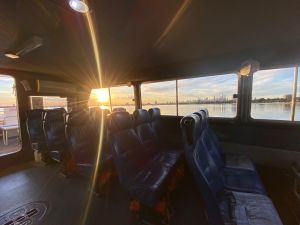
[239,59,260,76]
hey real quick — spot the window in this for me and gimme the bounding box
[30,96,68,111]
[88,86,135,113]
[110,86,135,113]
[178,74,238,117]
[0,75,21,155]
[88,88,110,111]
[251,67,295,121]
[141,81,177,115]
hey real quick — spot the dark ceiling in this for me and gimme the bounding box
[0,0,300,88]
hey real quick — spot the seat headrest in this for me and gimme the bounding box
[200,109,209,117]
[44,108,66,121]
[196,110,208,129]
[109,111,133,132]
[133,109,150,125]
[148,108,160,121]
[180,114,202,146]
[90,107,111,119]
[112,107,126,112]
[68,110,90,126]
[28,109,44,120]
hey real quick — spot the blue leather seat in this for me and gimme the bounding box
[149,107,184,152]
[133,109,182,168]
[199,109,255,171]
[193,111,265,195]
[181,114,283,225]
[66,109,94,174]
[109,111,173,206]
[43,108,67,162]
[26,109,47,152]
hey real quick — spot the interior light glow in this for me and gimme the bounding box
[4,53,19,59]
[69,0,89,13]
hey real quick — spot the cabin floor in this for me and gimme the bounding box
[0,162,208,225]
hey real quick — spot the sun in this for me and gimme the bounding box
[92,88,109,103]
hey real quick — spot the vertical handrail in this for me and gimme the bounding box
[176,80,179,116]
[108,87,113,112]
[291,67,298,121]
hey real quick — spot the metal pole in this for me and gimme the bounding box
[176,80,179,116]
[291,67,298,121]
[108,88,113,112]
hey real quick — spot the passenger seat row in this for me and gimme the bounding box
[108,108,184,206]
[26,107,111,175]
[181,110,283,225]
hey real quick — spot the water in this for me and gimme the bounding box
[140,103,300,121]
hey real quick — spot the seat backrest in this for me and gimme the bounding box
[109,111,146,184]
[43,108,67,159]
[148,108,165,141]
[66,109,94,164]
[193,111,225,170]
[26,109,47,151]
[181,114,224,225]
[200,109,224,157]
[133,109,160,157]
[112,107,126,113]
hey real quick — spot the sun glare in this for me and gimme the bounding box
[93,88,109,103]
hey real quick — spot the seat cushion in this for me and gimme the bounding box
[128,161,172,206]
[225,154,255,171]
[223,168,266,195]
[151,151,182,168]
[219,191,283,225]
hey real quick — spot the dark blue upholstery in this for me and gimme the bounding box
[199,109,255,171]
[43,108,67,162]
[193,111,265,194]
[133,109,182,168]
[26,109,47,152]
[66,108,111,175]
[109,111,174,206]
[181,114,283,225]
[149,107,184,152]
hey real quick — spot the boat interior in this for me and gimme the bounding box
[1,0,300,225]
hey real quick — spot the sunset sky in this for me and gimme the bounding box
[1,67,299,108]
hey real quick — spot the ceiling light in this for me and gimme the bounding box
[69,0,89,13]
[4,36,43,59]
[4,53,20,59]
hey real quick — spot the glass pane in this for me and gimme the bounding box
[295,67,300,121]
[30,96,68,111]
[178,74,237,117]
[110,86,135,113]
[141,81,177,116]
[88,88,110,111]
[0,75,21,155]
[251,67,294,120]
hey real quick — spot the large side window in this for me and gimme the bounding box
[141,81,177,116]
[88,86,135,113]
[30,96,68,111]
[110,86,135,113]
[88,88,110,110]
[178,74,238,117]
[251,67,295,121]
[0,75,21,155]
